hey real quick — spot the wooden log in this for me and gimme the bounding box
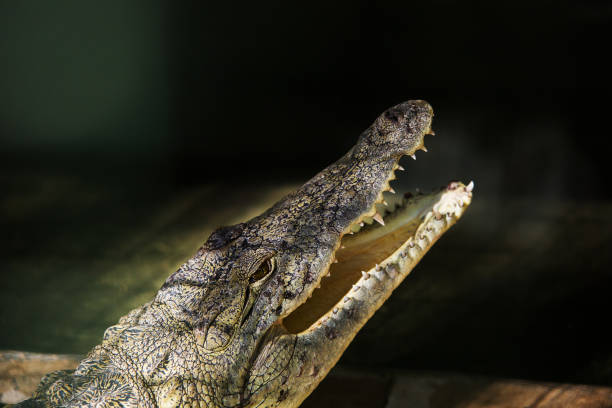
[301,368,612,408]
[2,351,611,407]
[0,351,80,405]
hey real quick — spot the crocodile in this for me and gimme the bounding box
[16,100,473,407]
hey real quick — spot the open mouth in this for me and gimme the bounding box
[282,161,473,334]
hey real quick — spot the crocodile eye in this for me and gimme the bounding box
[249,258,274,283]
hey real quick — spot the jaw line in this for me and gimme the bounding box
[264,120,435,333]
[281,165,474,334]
[278,117,440,333]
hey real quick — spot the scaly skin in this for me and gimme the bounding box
[16,100,473,407]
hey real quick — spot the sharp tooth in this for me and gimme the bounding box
[398,165,405,171]
[333,308,338,314]
[383,201,388,206]
[373,213,385,226]
[361,271,369,280]
[333,259,338,263]
[430,130,436,136]
[359,222,364,227]
[410,154,416,160]
[388,187,395,194]
[422,146,428,152]
[466,180,475,192]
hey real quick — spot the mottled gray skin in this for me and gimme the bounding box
[18,100,457,407]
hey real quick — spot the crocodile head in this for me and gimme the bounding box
[24,100,473,408]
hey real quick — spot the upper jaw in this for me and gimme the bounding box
[260,101,436,323]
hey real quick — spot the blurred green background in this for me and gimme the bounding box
[1,0,611,387]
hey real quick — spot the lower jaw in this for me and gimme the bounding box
[282,181,473,334]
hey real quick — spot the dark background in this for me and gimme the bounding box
[1,1,610,194]
[1,0,611,388]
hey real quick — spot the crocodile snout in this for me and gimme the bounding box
[354,99,433,160]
